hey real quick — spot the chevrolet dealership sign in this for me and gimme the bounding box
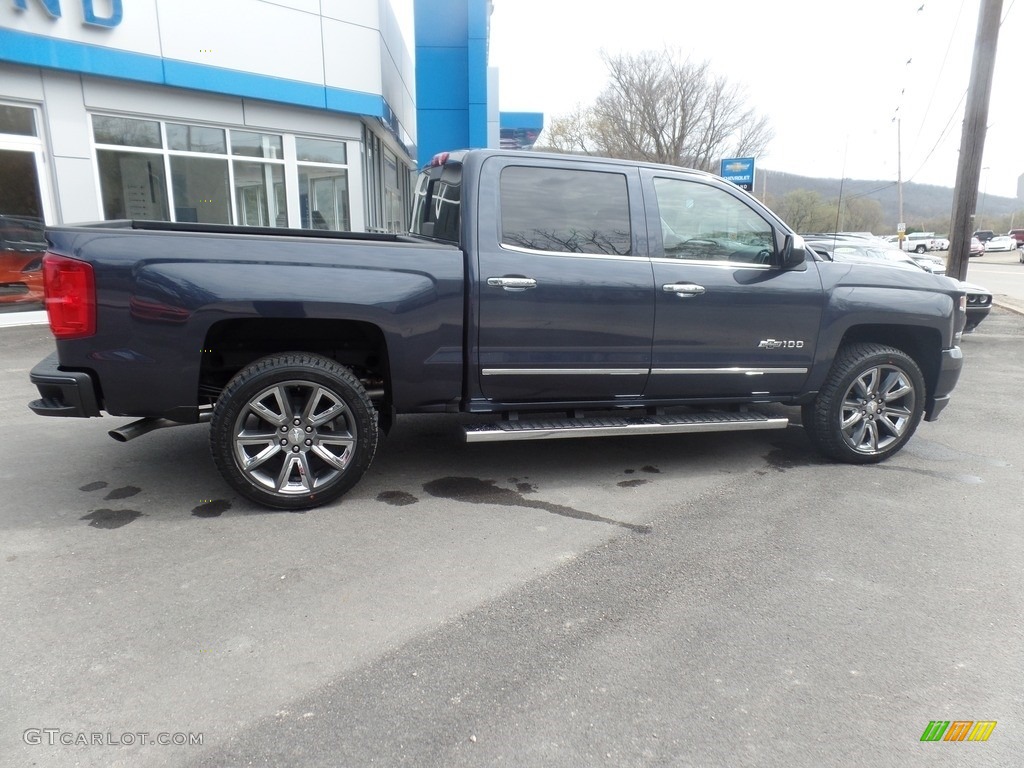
[720,157,755,192]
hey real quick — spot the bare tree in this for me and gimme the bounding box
[539,50,772,170]
[541,104,597,155]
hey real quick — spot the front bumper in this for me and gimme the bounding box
[28,352,101,417]
[924,346,963,421]
[964,305,991,331]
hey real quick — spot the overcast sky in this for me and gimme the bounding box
[487,0,1022,200]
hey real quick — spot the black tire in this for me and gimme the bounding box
[915,244,927,253]
[802,343,925,464]
[210,353,378,509]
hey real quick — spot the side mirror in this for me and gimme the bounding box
[778,233,807,269]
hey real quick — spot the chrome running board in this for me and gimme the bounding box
[464,411,789,443]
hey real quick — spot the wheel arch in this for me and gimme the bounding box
[834,324,942,402]
[199,318,393,430]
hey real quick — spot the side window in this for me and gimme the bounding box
[654,177,774,264]
[500,166,631,256]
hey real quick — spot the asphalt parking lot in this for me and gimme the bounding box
[1,308,1022,768]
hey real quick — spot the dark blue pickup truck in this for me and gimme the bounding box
[29,149,966,509]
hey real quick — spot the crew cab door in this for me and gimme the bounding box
[641,170,824,399]
[473,158,654,403]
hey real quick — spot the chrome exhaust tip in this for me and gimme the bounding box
[108,409,212,442]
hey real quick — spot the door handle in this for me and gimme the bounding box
[662,283,706,297]
[487,277,537,291]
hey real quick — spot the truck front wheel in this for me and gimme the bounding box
[802,343,925,463]
[210,353,378,509]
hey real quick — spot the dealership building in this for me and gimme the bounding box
[0,0,508,243]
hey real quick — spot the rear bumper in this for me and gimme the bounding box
[925,346,962,421]
[28,352,101,417]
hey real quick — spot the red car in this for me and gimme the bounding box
[0,216,45,306]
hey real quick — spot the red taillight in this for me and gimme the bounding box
[43,253,96,339]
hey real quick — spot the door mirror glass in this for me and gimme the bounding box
[780,234,808,268]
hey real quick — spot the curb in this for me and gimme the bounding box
[992,297,1024,318]
[0,310,47,328]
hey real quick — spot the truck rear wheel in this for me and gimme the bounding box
[210,353,378,509]
[802,343,925,464]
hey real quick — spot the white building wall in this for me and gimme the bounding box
[0,0,418,229]
[1,0,418,149]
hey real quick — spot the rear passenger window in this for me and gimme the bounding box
[500,166,632,256]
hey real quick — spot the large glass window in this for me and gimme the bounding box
[93,117,291,225]
[383,148,404,233]
[96,150,170,220]
[297,137,349,231]
[653,177,774,263]
[499,166,632,256]
[230,131,287,227]
[171,155,230,224]
[94,116,168,220]
[362,127,413,234]
[234,160,286,227]
[88,114,405,232]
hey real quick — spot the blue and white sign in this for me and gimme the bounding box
[720,157,755,191]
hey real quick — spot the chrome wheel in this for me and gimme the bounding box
[233,380,356,495]
[211,353,378,509]
[839,364,915,455]
[802,343,925,464]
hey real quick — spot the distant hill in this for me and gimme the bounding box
[759,169,1021,231]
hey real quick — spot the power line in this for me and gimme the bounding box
[906,90,968,183]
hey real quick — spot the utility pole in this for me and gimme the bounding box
[897,118,904,246]
[947,0,1003,282]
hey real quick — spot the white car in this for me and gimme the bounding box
[984,235,1016,252]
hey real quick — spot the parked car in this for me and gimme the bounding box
[932,236,950,250]
[984,235,1016,252]
[970,237,985,257]
[1008,229,1024,248]
[973,229,995,243]
[902,232,936,253]
[805,237,992,332]
[0,215,46,306]
[906,252,947,274]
